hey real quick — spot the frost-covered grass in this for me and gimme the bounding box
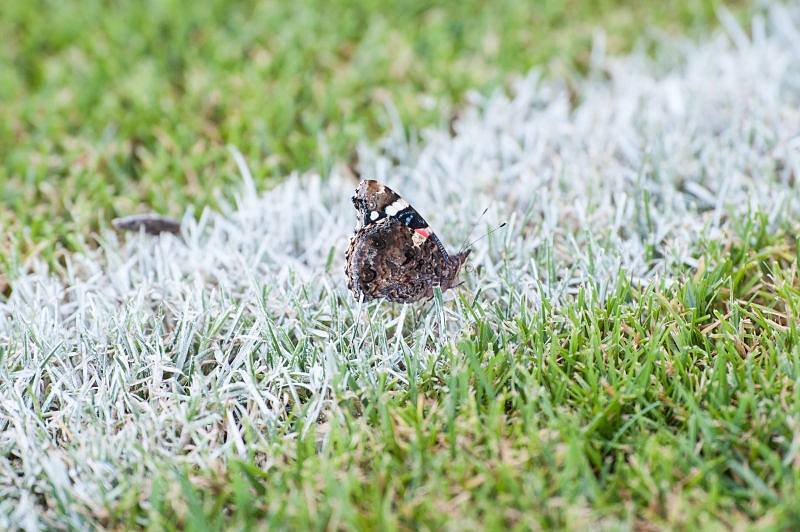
[2,3,800,529]
[0,0,746,272]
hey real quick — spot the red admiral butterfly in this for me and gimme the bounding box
[345,180,470,303]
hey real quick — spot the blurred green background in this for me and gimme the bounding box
[0,0,746,275]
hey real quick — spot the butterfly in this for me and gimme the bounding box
[345,179,470,303]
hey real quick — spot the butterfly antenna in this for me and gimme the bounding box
[460,221,507,253]
[458,207,489,254]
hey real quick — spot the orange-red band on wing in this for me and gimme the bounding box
[414,228,431,239]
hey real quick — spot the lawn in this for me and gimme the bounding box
[6,0,800,530]
[1,0,744,272]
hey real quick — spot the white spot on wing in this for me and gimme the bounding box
[385,199,409,216]
[370,211,379,221]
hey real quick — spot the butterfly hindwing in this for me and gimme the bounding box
[346,218,446,303]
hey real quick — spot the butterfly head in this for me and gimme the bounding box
[440,248,471,291]
[452,248,471,274]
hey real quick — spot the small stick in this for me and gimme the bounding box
[112,213,182,235]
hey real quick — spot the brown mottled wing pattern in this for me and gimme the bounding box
[346,218,459,303]
[345,179,470,303]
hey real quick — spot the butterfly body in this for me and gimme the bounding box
[345,180,469,303]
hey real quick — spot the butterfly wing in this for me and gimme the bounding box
[355,180,452,251]
[346,218,458,303]
[347,180,469,303]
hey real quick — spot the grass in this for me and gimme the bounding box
[0,0,747,272]
[65,221,800,529]
[5,1,800,529]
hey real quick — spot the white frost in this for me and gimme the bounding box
[2,4,800,528]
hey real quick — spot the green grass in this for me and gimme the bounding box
[7,2,789,529]
[96,219,800,529]
[0,0,746,273]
